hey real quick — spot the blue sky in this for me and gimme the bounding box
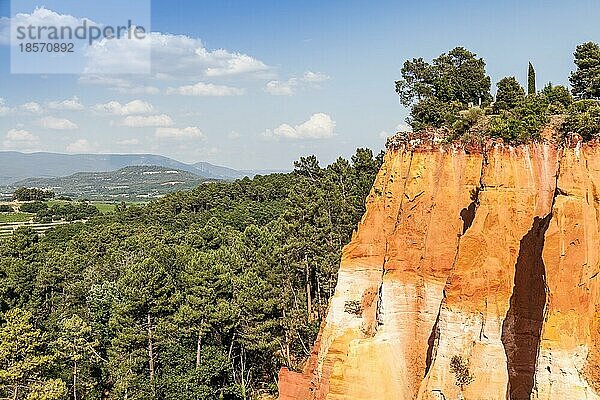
[0,0,598,170]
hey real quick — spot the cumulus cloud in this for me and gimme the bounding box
[84,33,151,74]
[78,75,159,95]
[3,128,39,149]
[66,139,92,153]
[39,116,78,130]
[0,7,91,45]
[19,102,44,114]
[302,71,330,83]
[166,82,245,96]
[94,100,154,115]
[155,126,203,139]
[119,114,174,127]
[82,31,271,79]
[265,78,298,96]
[204,53,269,77]
[264,113,336,140]
[265,71,330,96]
[48,97,85,111]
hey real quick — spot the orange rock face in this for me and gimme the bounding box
[278,139,600,400]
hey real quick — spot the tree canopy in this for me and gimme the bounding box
[0,149,383,400]
[395,43,600,144]
[395,47,492,130]
[570,42,600,100]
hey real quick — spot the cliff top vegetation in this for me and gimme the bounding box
[395,42,600,145]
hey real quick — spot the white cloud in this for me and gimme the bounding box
[116,138,140,145]
[265,78,298,96]
[3,128,39,150]
[48,97,84,111]
[205,53,270,77]
[5,8,271,80]
[264,113,336,140]
[66,139,92,153]
[83,32,272,80]
[265,71,330,96]
[302,71,330,83]
[39,116,78,130]
[94,100,154,115]
[155,127,203,139]
[166,82,245,96]
[19,102,44,114]
[79,75,159,95]
[84,32,151,74]
[6,129,35,141]
[0,7,91,45]
[119,114,174,127]
[0,98,10,116]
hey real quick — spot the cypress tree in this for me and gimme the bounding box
[528,62,536,95]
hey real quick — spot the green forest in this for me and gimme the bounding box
[0,150,382,400]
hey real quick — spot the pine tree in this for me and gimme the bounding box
[570,42,600,99]
[55,315,99,400]
[528,62,536,95]
[495,77,525,112]
[0,308,63,400]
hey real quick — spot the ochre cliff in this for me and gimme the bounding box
[278,135,600,400]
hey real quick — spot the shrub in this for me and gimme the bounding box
[450,355,475,390]
[0,204,12,213]
[410,99,464,131]
[487,113,526,143]
[448,107,487,142]
[563,100,600,140]
[19,201,48,213]
[541,83,574,114]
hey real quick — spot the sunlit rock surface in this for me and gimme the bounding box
[278,134,600,400]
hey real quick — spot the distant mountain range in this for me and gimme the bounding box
[11,166,209,201]
[0,151,286,186]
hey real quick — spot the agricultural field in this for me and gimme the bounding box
[0,212,32,224]
[0,200,143,237]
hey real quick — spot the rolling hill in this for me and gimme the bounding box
[11,166,210,201]
[0,151,249,185]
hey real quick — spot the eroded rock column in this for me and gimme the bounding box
[418,144,559,400]
[533,144,600,400]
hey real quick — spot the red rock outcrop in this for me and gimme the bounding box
[278,135,600,400]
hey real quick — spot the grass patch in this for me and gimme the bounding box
[91,202,117,213]
[0,212,33,223]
